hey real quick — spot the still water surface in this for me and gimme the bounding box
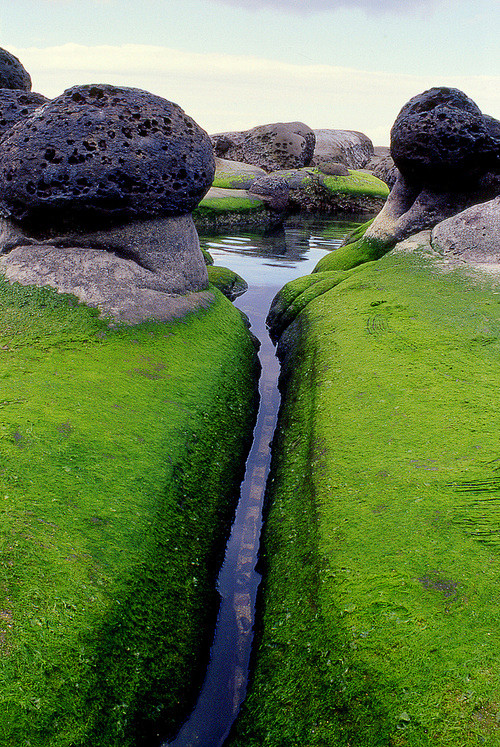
[162,215,362,747]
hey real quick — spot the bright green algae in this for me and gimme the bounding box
[0,281,258,745]
[230,251,500,746]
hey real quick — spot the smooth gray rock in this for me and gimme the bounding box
[211,122,315,173]
[0,239,213,326]
[430,196,500,262]
[0,213,210,324]
[311,129,373,169]
[214,157,266,189]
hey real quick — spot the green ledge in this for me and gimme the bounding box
[0,280,258,746]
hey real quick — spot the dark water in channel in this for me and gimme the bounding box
[162,215,363,747]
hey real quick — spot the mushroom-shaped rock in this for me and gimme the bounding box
[211,122,315,173]
[0,90,48,138]
[0,83,215,234]
[390,87,499,188]
[0,48,32,91]
[0,85,216,320]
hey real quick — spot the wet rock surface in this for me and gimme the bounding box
[0,90,48,138]
[0,83,215,234]
[211,122,315,173]
[0,48,32,91]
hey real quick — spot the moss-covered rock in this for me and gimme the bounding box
[207,265,248,299]
[193,187,268,228]
[0,281,258,746]
[230,249,500,746]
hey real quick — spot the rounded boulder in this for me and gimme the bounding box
[390,87,498,188]
[0,48,32,91]
[0,84,215,234]
[211,122,315,173]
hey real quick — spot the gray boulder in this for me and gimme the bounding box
[0,90,48,138]
[430,196,500,263]
[0,48,31,91]
[0,83,215,233]
[0,215,211,324]
[311,129,373,169]
[211,122,315,173]
[214,157,266,189]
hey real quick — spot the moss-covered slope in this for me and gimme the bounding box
[0,281,258,746]
[230,251,500,746]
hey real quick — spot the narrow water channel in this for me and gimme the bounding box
[162,215,363,747]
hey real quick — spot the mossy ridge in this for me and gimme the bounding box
[233,251,500,745]
[207,265,248,300]
[227,313,392,747]
[0,280,259,745]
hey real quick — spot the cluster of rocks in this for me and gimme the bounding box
[207,121,388,216]
[0,49,216,323]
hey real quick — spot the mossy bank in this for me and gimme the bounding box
[0,279,258,746]
[229,246,500,745]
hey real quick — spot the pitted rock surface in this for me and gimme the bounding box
[0,84,215,234]
[311,129,373,169]
[0,90,48,138]
[390,87,499,188]
[0,48,32,91]
[211,122,315,173]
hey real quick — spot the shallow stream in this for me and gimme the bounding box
[162,215,363,747]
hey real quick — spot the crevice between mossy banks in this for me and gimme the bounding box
[226,311,393,747]
[0,280,260,746]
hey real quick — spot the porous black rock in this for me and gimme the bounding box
[0,90,48,138]
[0,48,32,91]
[0,84,215,234]
[390,87,499,188]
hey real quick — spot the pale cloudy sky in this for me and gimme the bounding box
[1,0,499,144]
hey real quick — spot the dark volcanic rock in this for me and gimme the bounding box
[0,48,32,91]
[0,90,48,138]
[390,87,499,188]
[211,122,315,173]
[0,84,215,234]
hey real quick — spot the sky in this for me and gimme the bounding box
[1,0,499,145]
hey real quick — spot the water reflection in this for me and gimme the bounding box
[162,215,365,747]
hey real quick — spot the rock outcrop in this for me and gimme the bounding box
[390,87,499,188]
[211,122,315,173]
[311,129,373,170]
[0,84,216,322]
[0,47,32,91]
[0,89,48,138]
[363,88,500,250]
[430,196,500,263]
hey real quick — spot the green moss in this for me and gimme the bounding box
[230,251,500,745]
[0,280,258,745]
[313,235,390,273]
[207,265,248,299]
[193,189,266,217]
[319,169,389,199]
[341,216,375,244]
[212,173,259,190]
[201,246,214,265]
